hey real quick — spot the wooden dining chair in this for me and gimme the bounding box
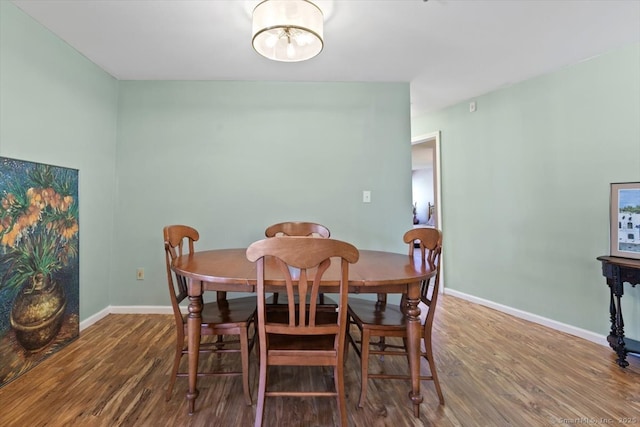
[163,225,256,405]
[264,221,331,305]
[246,236,359,427]
[346,227,444,408]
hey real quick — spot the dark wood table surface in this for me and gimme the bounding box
[173,248,436,417]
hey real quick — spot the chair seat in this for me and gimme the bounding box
[347,297,407,328]
[267,333,336,351]
[183,296,256,326]
[266,309,338,325]
[265,310,337,351]
[266,294,337,307]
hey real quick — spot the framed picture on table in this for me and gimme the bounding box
[610,182,640,260]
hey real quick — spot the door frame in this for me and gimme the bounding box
[411,131,444,290]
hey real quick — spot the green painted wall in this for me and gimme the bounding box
[0,2,119,320]
[111,81,412,305]
[412,43,640,339]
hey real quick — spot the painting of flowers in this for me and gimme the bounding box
[0,157,79,387]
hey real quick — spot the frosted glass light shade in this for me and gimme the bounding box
[252,0,324,62]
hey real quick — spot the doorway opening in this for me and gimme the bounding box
[411,131,441,229]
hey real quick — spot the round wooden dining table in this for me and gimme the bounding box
[172,248,435,418]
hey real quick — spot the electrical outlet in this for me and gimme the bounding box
[136,268,144,280]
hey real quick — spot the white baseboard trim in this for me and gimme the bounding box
[79,307,110,332]
[443,288,608,347]
[79,305,173,331]
[82,295,608,349]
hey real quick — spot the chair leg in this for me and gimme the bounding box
[346,320,361,359]
[425,341,445,405]
[358,328,371,408]
[166,343,183,401]
[402,337,410,367]
[215,334,225,357]
[376,336,387,362]
[240,327,252,406]
[254,357,267,427]
[343,319,351,363]
[334,363,347,427]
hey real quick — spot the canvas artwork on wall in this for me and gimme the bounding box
[0,157,79,387]
[610,182,640,260]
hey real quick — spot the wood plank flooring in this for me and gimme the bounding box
[1,294,638,427]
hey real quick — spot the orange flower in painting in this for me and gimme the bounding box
[1,225,21,248]
[51,193,63,210]
[27,188,45,210]
[61,221,78,240]
[16,205,42,229]
[1,193,16,210]
[40,188,52,205]
[60,195,73,212]
[27,204,42,225]
[0,216,10,233]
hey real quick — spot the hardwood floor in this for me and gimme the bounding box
[1,294,638,427]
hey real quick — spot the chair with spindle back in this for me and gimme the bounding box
[246,236,359,427]
[163,224,256,404]
[346,227,444,407]
[264,221,331,305]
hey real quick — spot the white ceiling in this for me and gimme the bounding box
[10,0,640,117]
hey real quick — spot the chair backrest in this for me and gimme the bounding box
[264,221,330,238]
[163,225,199,324]
[402,227,442,325]
[246,236,359,342]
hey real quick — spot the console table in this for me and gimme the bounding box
[596,256,640,367]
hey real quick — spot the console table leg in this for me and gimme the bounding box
[608,283,616,339]
[614,293,629,368]
[609,266,629,368]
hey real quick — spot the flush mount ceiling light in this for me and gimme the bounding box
[252,0,324,62]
